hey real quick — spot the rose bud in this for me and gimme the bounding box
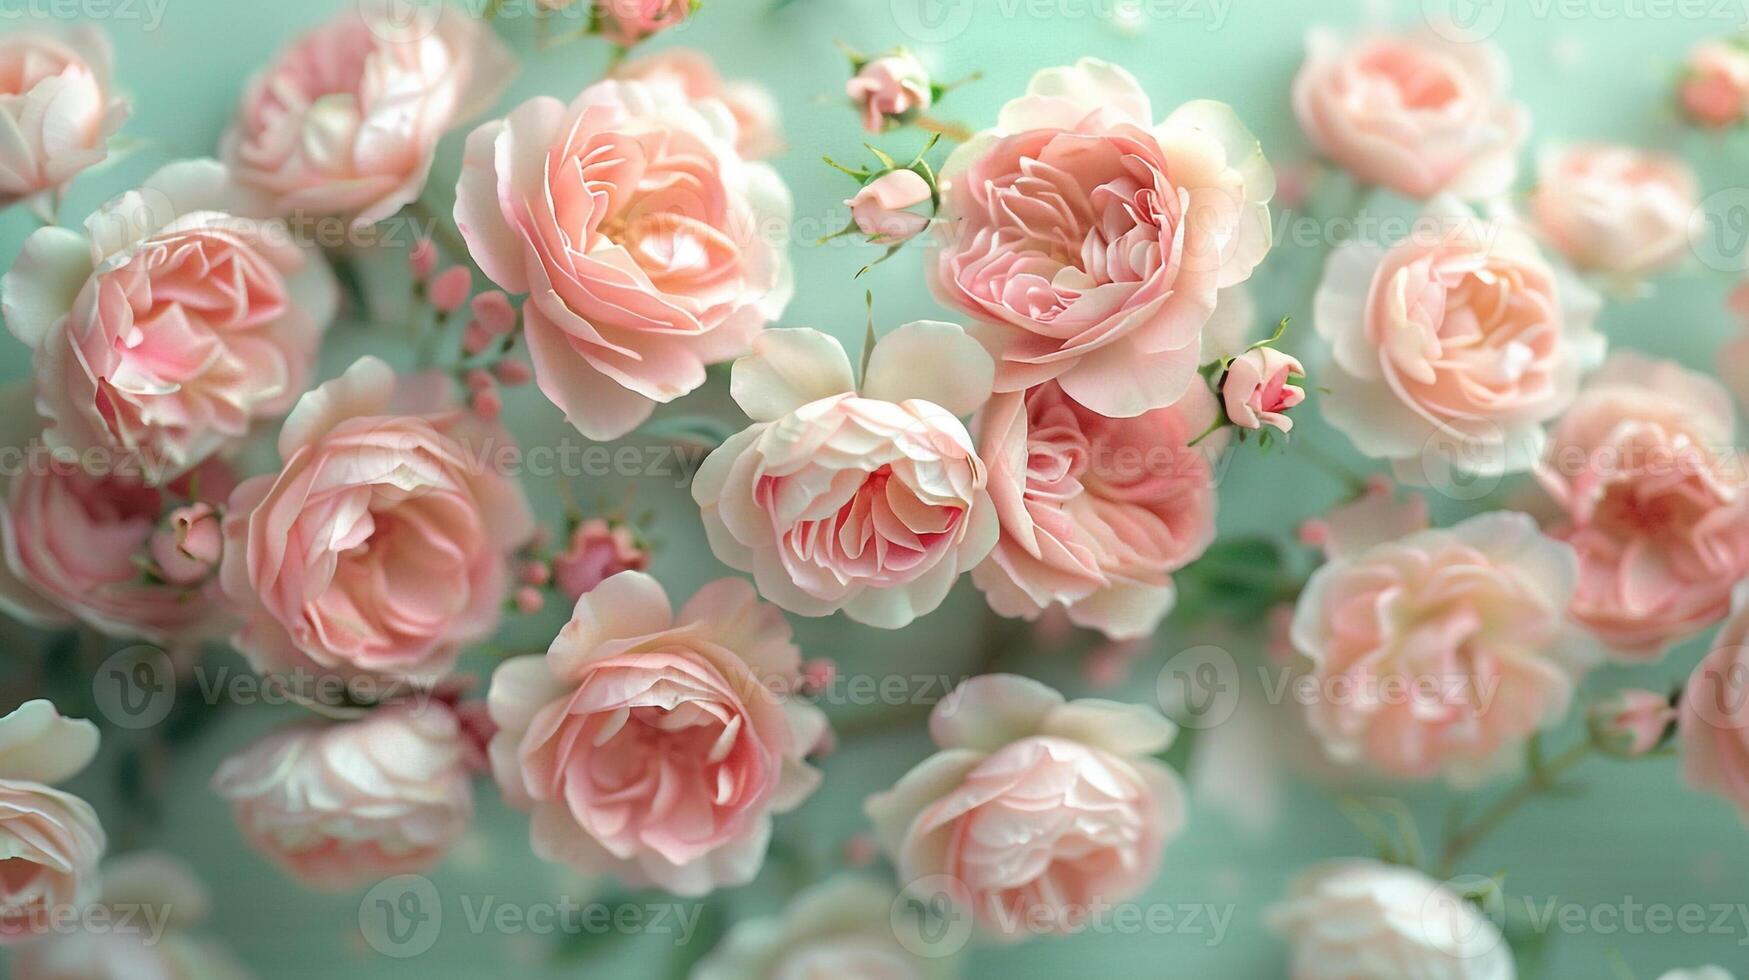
[595,0,695,48]
[429,266,472,314]
[847,169,933,245]
[470,290,518,335]
[552,518,650,600]
[149,503,222,586]
[1222,347,1306,434]
[847,52,931,133]
[1680,39,1749,128]
[1590,689,1677,758]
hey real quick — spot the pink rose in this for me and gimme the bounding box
[847,169,933,244]
[1315,199,1603,479]
[972,380,1222,640]
[149,503,222,587]
[930,59,1274,418]
[1292,29,1529,200]
[1678,586,1749,825]
[692,875,952,980]
[1530,144,1698,280]
[219,357,535,684]
[211,700,474,891]
[1590,689,1676,758]
[2,160,338,481]
[614,48,782,159]
[1680,39,1749,128]
[1221,347,1305,433]
[487,572,829,895]
[551,517,649,600]
[0,701,105,943]
[0,27,128,217]
[864,674,1184,939]
[221,3,515,227]
[846,52,932,134]
[693,323,998,628]
[1535,353,1749,657]
[596,0,694,47]
[1290,512,1591,784]
[456,78,793,440]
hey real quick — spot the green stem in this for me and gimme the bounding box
[1437,735,1594,878]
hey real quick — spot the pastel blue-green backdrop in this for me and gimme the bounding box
[3,0,1749,976]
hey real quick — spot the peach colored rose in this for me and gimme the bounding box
[848,169,932,244]
[596,0,694,47]
[221,3,514,227]
[693,323,997,628]
[1268,860,1514,980]
[847,52,931,134]
[1530,144,1698,281]
[551,517,648,600]
[212,700,473,891]
[972,380,1222,640]
[0,27,128,218]
[488,572,829,895]
[0,701,105,944]
[1222,346,1305,433]
[2,160,338,481]
[930,59,1273,418]
[219,357,535,684]
[1678,584,1749,825]
[1680,39,1749,128]
[455,78,792,440]
[1292,29,1529,200]
[614,48,782,159]
[692,875,954,980]
[865,674,1183,939]
[1534,353,1749,657]
[1290,512,1591,784]
[1315,198,1603,480]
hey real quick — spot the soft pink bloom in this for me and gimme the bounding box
[0,27,128,217]
[1315,198,1603,479]
[551,517,649,601]
[694,323,998,628]
[219,357,535,683]
[865,674,1184,939]
[931,59,1274,418]
[488,572,829,895]
[149,502,222,586]
[212,701,473,891]
[1222,347,1305,433]
[1534,353,1749,657]
[847,169,932,244]
[1530,144,1698,280]
[1680,39,1749,128]
[692,875,951,980]
[615,48,782,159]
[1292,29,1529,200]
[1268,860,1514,979]
[1591,689,1676,758]
[596,0,694,47]
[972,380,1221,640]
[846,52,932,133]
[1290,512,1591,784]
[0,701,105,944]
[2,160,338,481]
[456,78,793,440]
[1679,585,1749,825]
[221,3,514,227]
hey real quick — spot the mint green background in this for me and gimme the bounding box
[4,0,1749,976]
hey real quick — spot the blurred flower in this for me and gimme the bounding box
[551,518,649,601]
[614,48,782,159]
[691,875,953,980]
[0,701,105,944]
[1679,39,1749,128]
[0,27,128,218]
[1678,584,1749,826]
[1530,144,1698,281]
[596,0,695,48]
[1590,689,1676,758]
[847,51,931,133]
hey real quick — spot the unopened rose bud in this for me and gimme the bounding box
[552,518,650,600]
[462,322,494,357]
[514,586,545,615]
[1222,347,1306,434]
[471,290,518,335]
[799,657,837,694]
[493,358,534,387]
[1679,39,1749,128]
[429,266,472,314]
[595,0,695,48]
[471,383,503,421]
[1590,689,1677,758]
[520,560,551,587]
[409,238,437,281]
[847,169,933,244]
[149,503,222,586]
[463,368,494,392]
[846,52,931,134]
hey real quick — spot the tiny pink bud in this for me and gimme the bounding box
[842,834,879,869]
[409,238,438,280]
[1591,689,1677,758]
[1222,347,1306,434]
[462,323,494,357]
[464,368,494,392]
[846,169,933,244]
[552,518,651,600]
[799,658,837,694]
[429,266,472,313]
[472,385,503,421]
[148,502,222,586]
[520,560,552,587]
[493,358,534,387]
[470,290,518,335]
[846,52,932,134]
[515,586,545,615]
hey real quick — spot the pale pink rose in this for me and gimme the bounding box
[149,502,222,586]
[1,160,338,481]
[596,0,694,47]
[1268,860,1515,980]
[551,518,649,601]
[865,674,1184,939]
[1292,29,1529,200]
[1680,39,1749,128]
[692,875,953,980]
[971,380,1222,640]
[211,700,473,891]
[1222,347,1305,433]
[1678,584,1749,825]
[930,59,1274,418]
[848,169,932,244]
[1315,198,1603,479]
[0,27,128,217]
[455,78,793,440]
[0,701,105,944]
[1534,353,1749,657]
[221,3,514,227]
[614,48,782,159]
[219,357,535,683]
[1589,689,1675,758]
[1530,144,1698,280]
[847,52,932,134]
[1290,512,1590,784]
[488,572,829,895]
[693,323,998,628]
